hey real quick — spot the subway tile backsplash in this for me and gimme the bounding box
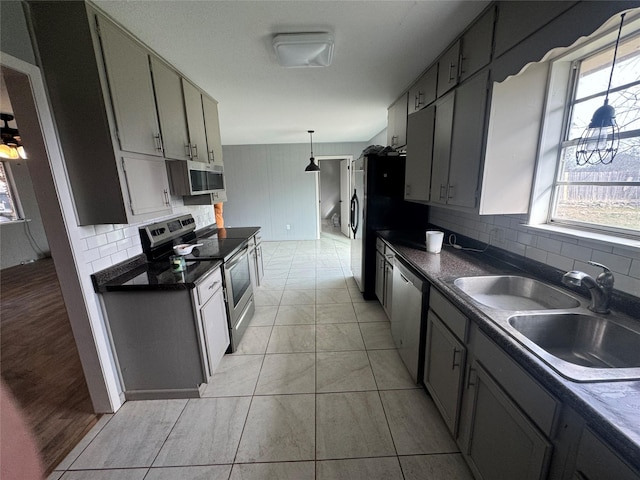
[79,205,215,274]
[429,206,640,300]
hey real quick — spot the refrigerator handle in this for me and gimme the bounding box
[350,189,359,235]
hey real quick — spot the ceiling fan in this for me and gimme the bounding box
[0,113,27,160]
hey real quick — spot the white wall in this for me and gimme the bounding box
[429,207,640,298]
[222,141,367,240]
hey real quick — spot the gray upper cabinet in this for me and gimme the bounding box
[183,79,208,163]
[446,70,489,208]
[387,93,408,149]
[493,1,577,58]
[431,70,489,209]
[150,57,190,161]
[430,92,454,206]
[405,104,435,203]
[459,7,495,82]
[437,40,460,98]
[202,96,224,167]
[97,16,162,157]
[408,64,437,115]
[121,155,171,217]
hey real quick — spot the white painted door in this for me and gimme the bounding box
[340,159,350,238]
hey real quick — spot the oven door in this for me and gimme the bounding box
[223,246,254,351]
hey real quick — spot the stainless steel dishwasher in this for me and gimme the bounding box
[391,259,428,382]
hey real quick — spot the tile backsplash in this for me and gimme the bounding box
[79,205,215,274]
[429,206,640,300]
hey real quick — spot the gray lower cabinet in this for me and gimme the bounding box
[462,361,553,480]
[424,311,466,435]
[248,232,264,288]
[573,429,640,480]
[196,267,229,378]
[375,238,394,319]
[375,249,385,303]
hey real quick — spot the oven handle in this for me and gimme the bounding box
[226,246,249,268]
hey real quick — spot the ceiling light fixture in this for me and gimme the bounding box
[0,113,27,160]
[575,13,626,166]
[305,130,320,172]
[273,33,334,68]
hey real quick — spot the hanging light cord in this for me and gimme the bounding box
[309,130,314,158]
[604,12,626,105]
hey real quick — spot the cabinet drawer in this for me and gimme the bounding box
[429,288,468,341]
[196,267,223,305]
[475,330,560,437]
[575,429,639,480]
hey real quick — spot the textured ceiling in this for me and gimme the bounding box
[92,0,490,145]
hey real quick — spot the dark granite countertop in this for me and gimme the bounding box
[91,254,222,292]
[196,225,261,239]
[378,230,640,471]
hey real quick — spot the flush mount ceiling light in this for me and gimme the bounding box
[575,13,626,166]
[273,33,334,68]
[0,113,27,160]
[305,130,320,172]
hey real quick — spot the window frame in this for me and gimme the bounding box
[529,13,640,243]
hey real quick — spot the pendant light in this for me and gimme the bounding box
[305,130,320,172]
[575,13,626,166]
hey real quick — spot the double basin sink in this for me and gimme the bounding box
[452,275,640,382]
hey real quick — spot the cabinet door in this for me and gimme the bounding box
[430,93,455,205]
[424,311,466,436]
[447,70,489,208]
[409,65,438,114]
[201,286,229,377]
[375,250,385,305]
[182,79,208,162]
[405,105,435,203]
[459,7,495,82]
[97,17,162,157]
[121,156,171,217]
[202,96,224,167]
[574,429,640,480]
[437,40,460,98]
[150,57,190,161]
[387,94,408,148]
[383,259,393,318]
[463,361,552,480]
[255,243,264,286]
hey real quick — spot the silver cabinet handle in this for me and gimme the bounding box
[208,150,215,163]
[191,144,198,159]
[163,189,170,206]
[154,133,163,152]
[439,184,446,200]
[185,143,192,159]
[447,184,455,200]
[208,280,220,290]
[448,62,456,82]
[451,348,461,370]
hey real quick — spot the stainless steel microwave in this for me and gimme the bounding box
[166,160,226,200]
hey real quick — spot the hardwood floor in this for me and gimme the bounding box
[1,258,99,475]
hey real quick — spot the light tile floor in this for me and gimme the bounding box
[49,235,474,480]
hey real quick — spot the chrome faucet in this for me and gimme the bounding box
[562,261,614,314]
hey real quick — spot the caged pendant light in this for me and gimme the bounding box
[305,130,320,172]
[575,13,626,166]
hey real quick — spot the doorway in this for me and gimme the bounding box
[1,61,104,474]
[315,155,352,240]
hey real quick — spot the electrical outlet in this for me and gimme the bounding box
[286,224,291,230]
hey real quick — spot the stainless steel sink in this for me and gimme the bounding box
[453,275,580,310]
[508,313,640,369]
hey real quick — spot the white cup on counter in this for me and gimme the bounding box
[426,230,444,254]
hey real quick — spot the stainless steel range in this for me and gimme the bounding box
[140,214,255,352]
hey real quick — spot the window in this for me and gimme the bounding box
[551,32,640,236]
[0,161,22,222]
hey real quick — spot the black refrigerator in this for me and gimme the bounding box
[349,154,420,300]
